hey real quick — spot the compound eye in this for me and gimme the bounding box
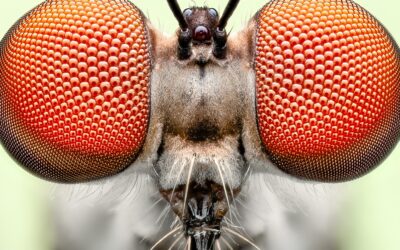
[0,0,151,183]
[254,0,400,182]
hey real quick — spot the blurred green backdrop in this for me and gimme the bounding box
[0,0,399,250]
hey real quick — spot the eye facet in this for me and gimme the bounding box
[255,0,400,182]
[0,0,151,183]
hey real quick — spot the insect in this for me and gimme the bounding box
[1,0,400,249]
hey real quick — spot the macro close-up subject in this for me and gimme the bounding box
[1,0,400,250]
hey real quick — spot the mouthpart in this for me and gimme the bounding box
[160,181,240,250]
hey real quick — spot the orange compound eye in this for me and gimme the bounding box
[255,0,400,181]
[0,0,151,183]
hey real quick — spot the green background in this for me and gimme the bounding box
[0,0,399,249]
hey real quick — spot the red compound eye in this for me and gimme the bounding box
[0,0,151,183]
[255,0,400,181]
